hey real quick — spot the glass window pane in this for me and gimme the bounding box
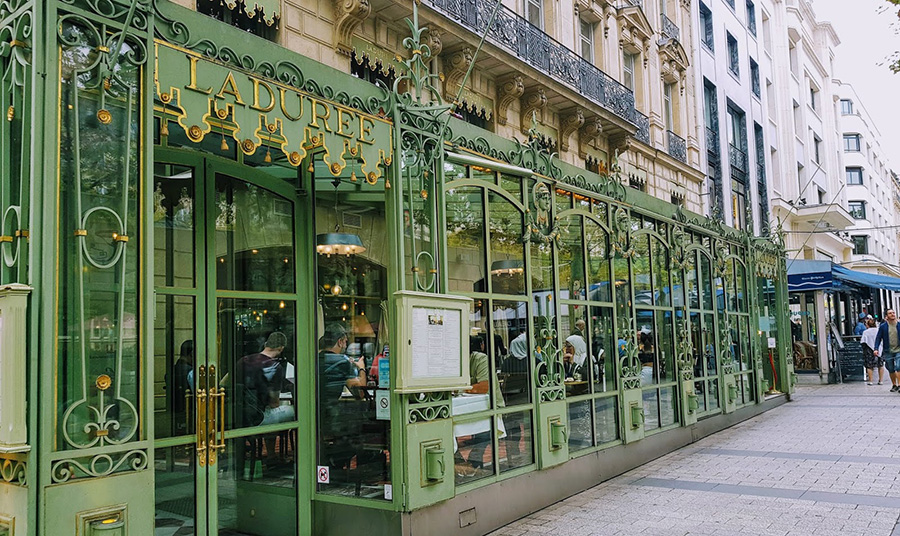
[217,434,297,534]
[638,309,655,385]
[489,191,526,295]
[447,187,487,293]
[567,400,593,451]
[495,301,531,406]
[590,306,616,393]
[563,305,589,393]
[594,397,619,444]
[153,164,196,288]
[633,234,651,306]
[499,410,534,472]
[454,418,493,484]
[701,253,714,311]
[559,216,586,301]
[656,311,676,384]
[216,175,295,292]
[642,390,659,431]
[660,386,677,427]
[154,295,196,440]
[586,222,611,302]
[652,237,670,306]
[154,446,197,533]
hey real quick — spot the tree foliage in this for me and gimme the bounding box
[886,0,900,73]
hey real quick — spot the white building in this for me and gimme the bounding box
[693,0,773,235]
[765,0,853,262]
[835,80,900,279]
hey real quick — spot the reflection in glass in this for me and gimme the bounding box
[559,216,585,302]
[700,254,714,311]
[642,390,659,431]
[154,446,196,534]
[562,306,589,394]
[687,253,699,310]
[590,306,616,393]
[652,238,670,306]
[633,235,651,306]
[586,222,611,303]
[488,191,526,295]
[153,163,195,288]
[659,386,677,427]
[637,310,656,386]
[499,410,533,472]
[215,175,294,293]
[218,435,297,536]
[217,299,296,433]
[155,295,196,440]
[693,381,707,413]
[494,301,530,406]
[447,187,486,293]
[594,397,619,444]
[454,421,493,485]
[708,379,720,411]
[656,312,675,383]
[568,400,593,451]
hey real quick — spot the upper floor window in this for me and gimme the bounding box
[789,40,799,78]
[848,200,867,220]
[746,1,757,36]
[196,0,278,41]
[526,0,543,29]
[852,235,869,255]
[750,59,760,97]
[813,134,822,164]
[623,52,636,91]
[580,19,595,63]
[727,33,739,76]
[809,85,819,111]
[844,134,861,152]
[846,166,863,185]
[841,99,854,115]
[700,3,714,51]
[664,82,674,131]
[762,13,772,52]
[726,0,735,9]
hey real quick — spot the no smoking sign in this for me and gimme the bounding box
[316,465,330,484]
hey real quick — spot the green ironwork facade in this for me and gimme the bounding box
[0,0,792,534]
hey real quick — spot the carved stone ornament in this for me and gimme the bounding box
[425,27,444,57]
[617,4,654,53]
[659,39,690,84]
[443,47,473,101]
[496,76,525,126]
[579,115,603,158]
[333,0,372,56]
[520,87,547,134]
[559,108,585,153]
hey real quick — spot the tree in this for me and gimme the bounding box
[885,0,900,73]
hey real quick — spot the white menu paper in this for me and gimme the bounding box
[411,307,461,379]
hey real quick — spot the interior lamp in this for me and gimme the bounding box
[316,175,366,257]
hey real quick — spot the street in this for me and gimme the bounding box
[490,383,900,536]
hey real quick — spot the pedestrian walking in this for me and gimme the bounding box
[873,309,900,391]
[860,317,884,385]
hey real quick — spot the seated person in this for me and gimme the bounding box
[456,335,498,477]
[563,334,587,381]
[318,323,370,471]
[238,332,294,465]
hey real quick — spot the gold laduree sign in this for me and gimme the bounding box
[154,42,392,182]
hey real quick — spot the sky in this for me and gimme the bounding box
[813,0,900,169]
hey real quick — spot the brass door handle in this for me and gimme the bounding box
[196,364,208,467]
[207,365,226,465]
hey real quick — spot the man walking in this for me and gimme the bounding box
[873,309,900,392]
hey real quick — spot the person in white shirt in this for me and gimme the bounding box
[860,318,884,385]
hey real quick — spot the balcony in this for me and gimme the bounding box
[706,127,719,157]
[728,144,747,174]
[659,13,679,42]
[426,0,636,125]
[634,111,650,145]
[667,130,686,164]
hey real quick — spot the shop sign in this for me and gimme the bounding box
[155,42,392,182]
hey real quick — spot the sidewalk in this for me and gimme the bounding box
[489,382,900,536]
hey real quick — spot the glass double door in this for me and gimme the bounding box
[153,150,304,535]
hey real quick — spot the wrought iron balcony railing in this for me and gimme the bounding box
[706,127,719,157]
[660,13,679,42]
[634,110,650,145]
[427,0,636,125]
[667,130,687,164]
[728,144,748,173]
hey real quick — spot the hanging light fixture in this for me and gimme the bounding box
[316,173,366,257]
[490,259,524,276]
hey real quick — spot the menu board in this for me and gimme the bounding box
[411,307,462,379]
[394,291,471,392]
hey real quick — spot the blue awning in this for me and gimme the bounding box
[832,265,900,292]
[787,260,900,293]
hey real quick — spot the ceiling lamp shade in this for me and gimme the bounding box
[490,259,524,275]
[316,232,366,256]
